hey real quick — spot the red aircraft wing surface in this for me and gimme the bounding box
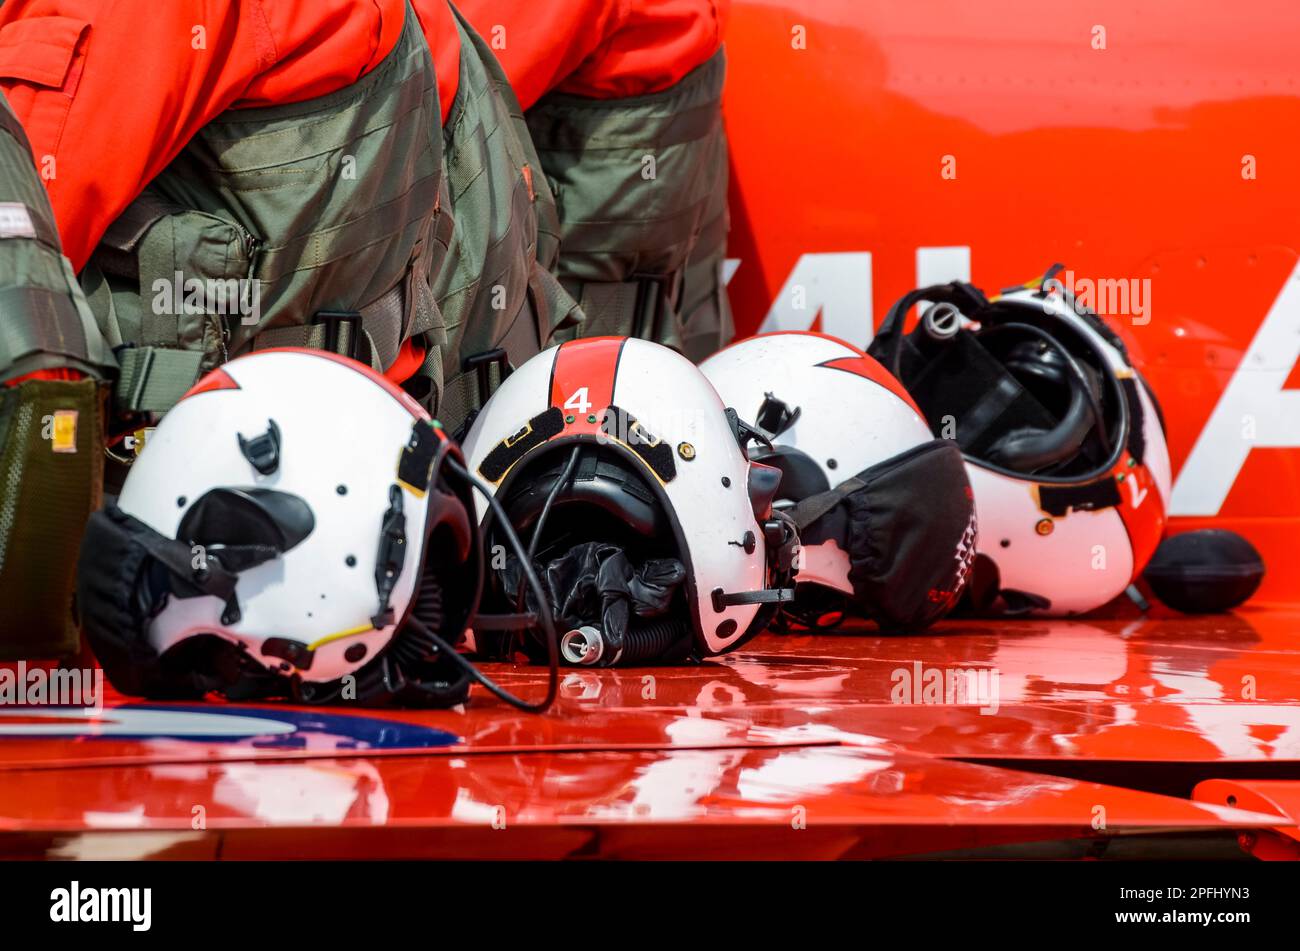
[723,0,1300,600]
[4,0,1300,860]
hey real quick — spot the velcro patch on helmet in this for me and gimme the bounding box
[479,406,565,483]
[398,419,443,495]
[1037,477,1122,517]
[602,405,676,484]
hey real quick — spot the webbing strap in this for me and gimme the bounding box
[263,269,419,361]
[439,289,540,426]
[250,321,382,370]
[0,96,32,153]
[785,476,868,531]
[577,272,683,343]
[359,277,410,366]
[0,286,89,366]
[96,193,177,260]
[135,215,181,349]
[0,201,62,252]
[113,347,206,414]
[577,282,641,337]
[438,364,500,433]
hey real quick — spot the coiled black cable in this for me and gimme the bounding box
[403,455,561,714]
[515,444,583,613]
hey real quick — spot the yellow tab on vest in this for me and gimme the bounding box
[50,410,77,453]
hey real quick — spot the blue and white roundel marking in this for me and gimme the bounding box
[0,705,460,749]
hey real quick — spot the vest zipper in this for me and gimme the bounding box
[241,232,261,315]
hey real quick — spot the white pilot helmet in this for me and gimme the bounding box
[869,268,1171,615]
[461,336,800,666]
[77,348,559,708]
[702,331,977,631]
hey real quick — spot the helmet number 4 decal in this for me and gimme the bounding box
[564,387,593,415]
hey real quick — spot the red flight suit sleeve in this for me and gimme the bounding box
[458,0,727,109]
[455,0,631,111]
[0,0,409,273]
[559,0,729,99]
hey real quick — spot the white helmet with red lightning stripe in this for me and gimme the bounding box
[76,349,561,710]
[702,331,978,631]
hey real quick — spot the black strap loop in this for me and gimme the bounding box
[710,586,796,612]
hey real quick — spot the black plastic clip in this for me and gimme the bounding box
[756,393,801,440]
[237,419,281,476]
[462,348,513,408]
[724,407,774,454]
[312,310,363,361]
[371,484,407,628]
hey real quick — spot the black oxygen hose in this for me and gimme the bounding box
[515,444,583,613]
[619,616,691,665]
[403,455,561,714]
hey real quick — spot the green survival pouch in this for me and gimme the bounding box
[525,48,732,355]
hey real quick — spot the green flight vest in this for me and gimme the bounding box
[82,2,447,418]
[525,48,732,358]
[428,7,580,428]
[81,2,577,432]
[0,95,113,383]
[677,155,733,363]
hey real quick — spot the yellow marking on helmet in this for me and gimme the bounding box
[308,624,374,652]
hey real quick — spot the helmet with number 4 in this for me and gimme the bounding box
[869,267,1172,615]
[461,336,800,666]
[76,349,558,709]
[702,332,978,632]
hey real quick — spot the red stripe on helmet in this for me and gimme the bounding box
[714,330,923,415]
[179,367,240,400]
[548,336,627,436]
[815,349,924,416]
[1112,454,1167,583]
